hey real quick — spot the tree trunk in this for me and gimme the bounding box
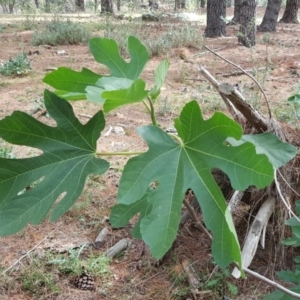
[231,0,242,24]
[257,0,282,32]
[205,0,226,37]
[34,0,39,8]
[238,0,256,47]
[45,0,51,12]
[101,0,113,14]
[200,0,205,8]
[117,0,120,11]
[8,4,14,14]
[94,0,98,11]
[226,0,231,7]
[75,0,85,11]
[175,0,185,10]
[279,0,299,23]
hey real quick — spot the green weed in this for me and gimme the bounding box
[21,270,59,296]
[48,245,111,276]
[0,53,32,77]
[203,267,238,296]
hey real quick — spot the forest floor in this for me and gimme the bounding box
[0,6,300,300]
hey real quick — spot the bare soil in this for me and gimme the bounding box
[0,7,300,300]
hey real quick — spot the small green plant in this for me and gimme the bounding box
[0,23,6,33]
[204,267,238,296]
[0,36,297,278]
[264,200,300,299]
[48,245,110,276]
[0,53,32,77]
[21,270,59,296]
[32,19,90,46]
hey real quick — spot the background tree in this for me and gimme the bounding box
[75,0,85,11]
[0,0,16,13]
[279,0,299,23]
[257,0,282,32]
[45,0,51,12]
[34,0,39,8]
[205,0,226,37]
[230,0,242,24]
[200,0,205,8]
[226,0,231,7]
[101,0,113,13]
[238,0,256,47]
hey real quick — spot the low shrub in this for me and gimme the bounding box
[32,19,90,46]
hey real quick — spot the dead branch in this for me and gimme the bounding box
[243,268,300,299]
[202,45,272,119]
[94,227,109,248]
[228,190,245,213]
[181,259,201,300]
[198,66,269,132]
[217,67,267,78]
[104,238,130,258]
[197,67,241,122]
[232,197,275,279]
[183,198,212,240]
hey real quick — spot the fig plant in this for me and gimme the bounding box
[0,36,297,272]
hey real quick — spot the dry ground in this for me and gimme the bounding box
[0,7,300,300]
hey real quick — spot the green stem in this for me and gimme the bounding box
[142,100,152,117]
[95,151,145,157]
[147,97,158,126]
[169,133,184,146]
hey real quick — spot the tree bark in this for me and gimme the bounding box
[230,0,242,24]
[45,0,51,12]
[257,0,282,32]
[34,0,39,8]
[175,0,185,10]
[226,0,231,7]
[238,0,256,47]
[205,0,226,37]
[279,0,299,23]
[75,0,85,11]
[200,0,205,8]
[101,0,114,13]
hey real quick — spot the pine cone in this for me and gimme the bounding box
[74,272,95,290]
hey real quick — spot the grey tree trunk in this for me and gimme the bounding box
[175,0,186,10]
[200,0,205,8]
[34,0,39,8]
[279,0,299,23]
[257,0,282,32]
[45,0,51,12]
[230,0,242,24]
[75,0,85,11]
[238,0,256,47]
[101,0,114,13]
[205,0,226,37]
[226,0,231,7]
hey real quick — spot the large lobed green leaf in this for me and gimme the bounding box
[43,37,151,110]
[0,90,109,236]
[111,100,276,268]
[89,36,149,80]
[227,133,297,169]
[43,67,101,100]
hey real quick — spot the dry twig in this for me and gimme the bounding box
[202,45,272,119]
